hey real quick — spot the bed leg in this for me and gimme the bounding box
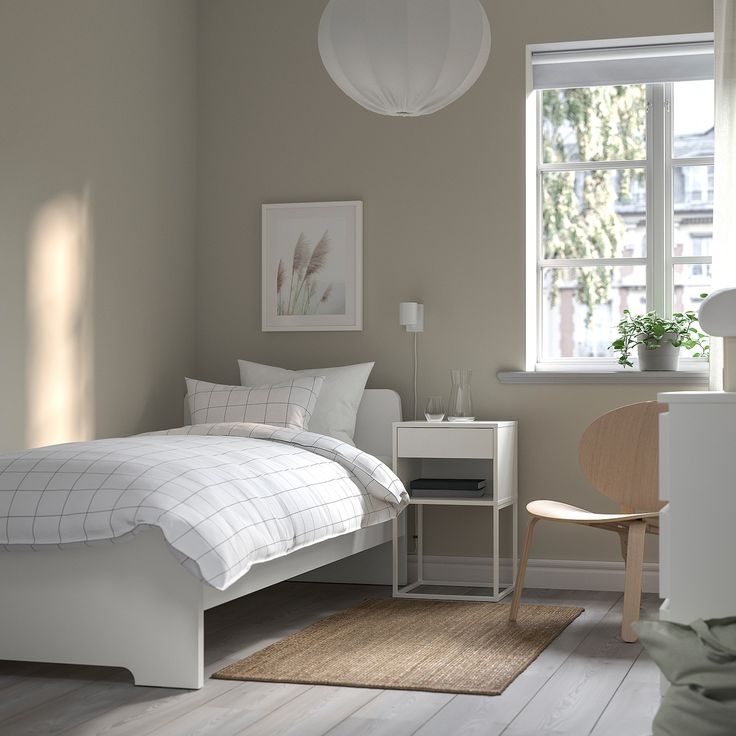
[129,610,204,689]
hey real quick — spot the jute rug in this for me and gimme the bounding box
[213,598,583,696]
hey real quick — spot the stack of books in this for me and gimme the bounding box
[409,478,487,499]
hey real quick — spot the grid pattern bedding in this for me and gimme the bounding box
[0,423,408,590]
[186,376,324,430]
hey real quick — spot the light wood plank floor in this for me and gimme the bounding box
[0,583,661,736]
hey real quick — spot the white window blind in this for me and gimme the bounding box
[532,40,714,90]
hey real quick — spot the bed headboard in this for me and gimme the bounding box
[353,389,402,461]
[182,388,402,462]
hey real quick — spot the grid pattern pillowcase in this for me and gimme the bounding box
[238,361,374,445]
[185,376,324,430]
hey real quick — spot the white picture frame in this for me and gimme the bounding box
[262,201,363,332]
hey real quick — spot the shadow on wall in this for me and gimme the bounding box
[26,190,94,448]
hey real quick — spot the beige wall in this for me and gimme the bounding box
[0,0,198,451]
[197,0,713,562]
[0,0,710,563]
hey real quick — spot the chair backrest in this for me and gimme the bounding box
[579,401,663,512]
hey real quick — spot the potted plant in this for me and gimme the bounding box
[610,301,710,370]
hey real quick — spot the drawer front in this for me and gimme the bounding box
[396,427,494,459]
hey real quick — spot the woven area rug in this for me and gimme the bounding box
[213,598,583,696]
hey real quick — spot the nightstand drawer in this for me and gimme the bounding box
[396,427,494,459]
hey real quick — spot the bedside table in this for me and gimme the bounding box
[391,420,518,602]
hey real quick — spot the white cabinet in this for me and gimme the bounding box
[658,392,736,624]
[391,420,518,602]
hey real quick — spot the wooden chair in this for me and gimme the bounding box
[509,401,663,642]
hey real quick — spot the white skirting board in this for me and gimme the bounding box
[407,555,659,594]
[297,547,658,593]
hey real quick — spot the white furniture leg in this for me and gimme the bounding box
[512,500,518,588]
[392,516,400,596]
[417,505,424,585]
[493,504,500,598]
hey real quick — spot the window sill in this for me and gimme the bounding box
[496,370,709,385]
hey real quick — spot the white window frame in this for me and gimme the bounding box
[525,36,713,373]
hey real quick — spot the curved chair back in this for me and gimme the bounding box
[579,401,662,512]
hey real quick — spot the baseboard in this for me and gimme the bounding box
[297,547,659,594]
[408,555,659,594]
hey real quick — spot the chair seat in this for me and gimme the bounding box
[527,499,659,525]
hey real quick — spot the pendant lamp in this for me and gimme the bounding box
[318,0,491,117]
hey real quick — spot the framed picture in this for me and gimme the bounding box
[262,201,363,331]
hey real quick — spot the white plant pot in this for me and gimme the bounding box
[637,332,680,371]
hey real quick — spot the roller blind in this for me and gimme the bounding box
[532,40,714,90]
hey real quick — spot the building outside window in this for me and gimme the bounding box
[687,234,713,278]
[529,38,714,368]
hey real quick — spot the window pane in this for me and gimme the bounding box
[675,232,712,259]
[541,265,647,359]
[672,164,713,257]
[542,85,646,163]
[542,169,646,259]
[673,163,714,207]
[673,80,714,159]
[674,264,711,305]
[673,271,710,358]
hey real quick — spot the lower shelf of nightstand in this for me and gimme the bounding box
[394,580,515,603]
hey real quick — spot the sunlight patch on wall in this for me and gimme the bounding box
[26,191,94,448]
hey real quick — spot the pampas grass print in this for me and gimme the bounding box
[277,231,333,315]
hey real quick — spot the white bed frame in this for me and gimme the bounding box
[0,389,403,689]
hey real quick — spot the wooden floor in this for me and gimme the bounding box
[0,582,661,736]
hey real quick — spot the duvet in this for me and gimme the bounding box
[0,423,408,590]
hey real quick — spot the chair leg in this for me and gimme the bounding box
[509,517,538,622]
[621,520,647,642]
[618,528,628,562]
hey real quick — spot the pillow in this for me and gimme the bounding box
[185,376,324,430]
[238,360,374,445]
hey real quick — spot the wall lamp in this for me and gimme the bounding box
[399,302,424,419]
[399,302,424,332]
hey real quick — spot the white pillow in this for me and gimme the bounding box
[238,360,374,445]
[185,376,324,430]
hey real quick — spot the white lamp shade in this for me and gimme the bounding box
[699,287,736,336]
[400,302,424,331]
[318,0,491,117]
[399,302,418,325]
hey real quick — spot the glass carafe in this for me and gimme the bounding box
[447,369,474,422]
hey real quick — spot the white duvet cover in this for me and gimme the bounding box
[0,423,408,590]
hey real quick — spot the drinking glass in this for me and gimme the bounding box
[424,396,446,422]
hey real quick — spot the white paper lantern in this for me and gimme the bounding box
[318,0,491,117]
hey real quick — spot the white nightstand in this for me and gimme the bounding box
[392,420,518,602]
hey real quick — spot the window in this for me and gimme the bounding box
[528,37,714,369]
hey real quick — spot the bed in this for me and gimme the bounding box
[0,388,405,689]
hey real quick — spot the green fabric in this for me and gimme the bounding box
[634,618,736,736]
